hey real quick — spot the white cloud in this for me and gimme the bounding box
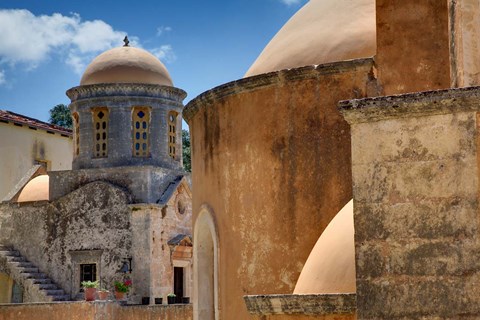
[0,70,6,85]
[0,9,176,77]
[156,26,172,36]
[151,45,177,63]
[280,0,302,5]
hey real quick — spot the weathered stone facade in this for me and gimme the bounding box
[341,86,480,319]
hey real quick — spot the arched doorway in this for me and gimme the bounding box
[193,207,219,320]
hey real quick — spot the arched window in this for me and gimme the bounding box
[132,107,151,157]
[72,112,80,156]
[168,111,177,159]
[92,107,109,158]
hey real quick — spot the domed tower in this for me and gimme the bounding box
[50,41,188,204]
[67,43,186,171]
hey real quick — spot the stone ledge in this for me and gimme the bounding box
[243,293,356,316]
[184,58,374,123]
[66,83,187,102]
[339,85,480,124]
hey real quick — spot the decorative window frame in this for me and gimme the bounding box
[91,107,109,158]
[69,250,103,298]
[131,106,151,157]
[167,111,178,159]
[72,112,80,156]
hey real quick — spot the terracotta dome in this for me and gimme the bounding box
[293,199,355,294]
[80,46,173,86]
[245,0,376,77]
[17,175,49,203]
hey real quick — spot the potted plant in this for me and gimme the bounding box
[81,280,99,302]
[167,293,176,304]
[154,297,163,305]
[142,296,150,305]
[97,287,109,301]
[182,297,190,304]
[114,279,132,300]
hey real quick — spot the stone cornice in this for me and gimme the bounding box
[339,85,480,124]
[66,83,187,103]
[243,293,356,316]
[184,58,374,123]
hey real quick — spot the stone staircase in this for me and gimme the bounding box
[0,246,70,302]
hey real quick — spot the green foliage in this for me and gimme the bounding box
[81,280,99,288]
[114,279,132,293]
[167,293,176,297]
[182,129,191,172]
[49,104,72,129]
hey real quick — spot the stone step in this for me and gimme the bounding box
[51,295,70,301]
[0,250,19,257]
[9,261,34,268]
[44,289,65,296]
[23,272,47,279]
[31,278,52,285]
[19,267,39,273]
[38,283,58,290]
[6,256,26,262]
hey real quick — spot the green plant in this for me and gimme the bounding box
[114,279,132,293]
[81,280,99,288]
[167,293,176,297]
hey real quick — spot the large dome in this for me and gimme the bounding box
[80,46,173,86]
[17,175,49,203]
[245,0,376,77]
[293,199,355,294]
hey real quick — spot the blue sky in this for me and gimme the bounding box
[0,0,307,123]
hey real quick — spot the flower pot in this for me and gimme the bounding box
[154,298,163,305]
[167,296,175,304]
[142,297,150,305]
[84,288,97,302]
[182,297,190,304]
[115,291,125,300]
[98,291,109,300]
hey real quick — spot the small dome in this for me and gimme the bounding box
[293,199,355,294]
[80,46,173,86]
[17,175,49,203]
[245,0,376,77]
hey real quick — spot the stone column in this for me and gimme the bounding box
[340,87,480,319]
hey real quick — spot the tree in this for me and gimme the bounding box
[49,104,72,128]
[182,129,191,172]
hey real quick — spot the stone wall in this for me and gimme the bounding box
[340,86,480,319]
[0,302,192,320]
[244,294,356,320]
[185,59,378,320]
[0,181,132,299]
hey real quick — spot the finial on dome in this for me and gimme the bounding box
[123,36,130,47]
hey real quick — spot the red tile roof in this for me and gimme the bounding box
[0,110,72,136]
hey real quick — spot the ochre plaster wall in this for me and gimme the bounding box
[0,122,72,200]
[0,273,13,303]
[376,0,451,94]
[250,315,355,320]
[186,60,375,320]
[0,302,192,320]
